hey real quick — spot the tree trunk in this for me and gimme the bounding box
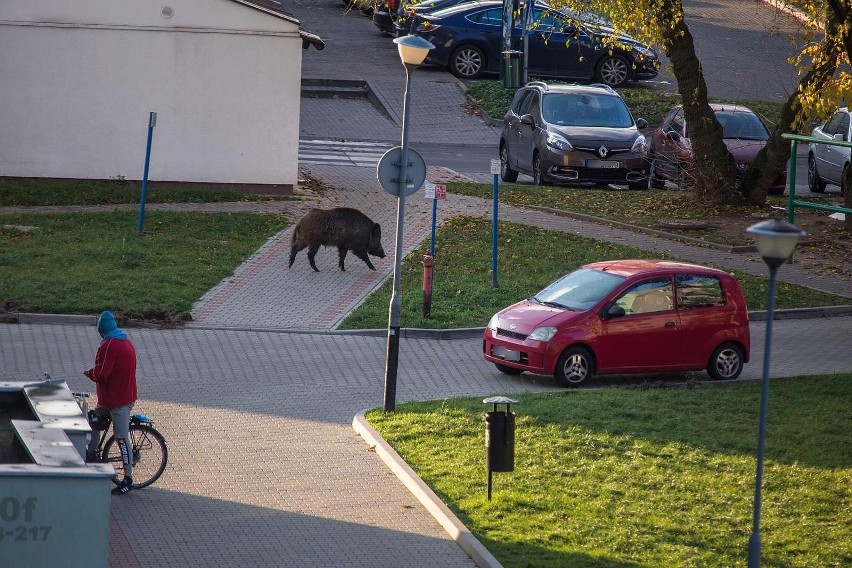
[741,15,842,204]
[657,1,738,204]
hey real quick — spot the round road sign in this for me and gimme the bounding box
[377,146,427,197]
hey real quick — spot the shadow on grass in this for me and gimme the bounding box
[503,374,852,469]
[476,536,642,568]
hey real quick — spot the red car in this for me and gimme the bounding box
[482,259,750,386]
[647,103,786,194]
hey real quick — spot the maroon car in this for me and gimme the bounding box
[482,259,750,387]
[647,104,786,194]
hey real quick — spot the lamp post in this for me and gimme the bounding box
[383,35,434,412]
[745,219,805,568]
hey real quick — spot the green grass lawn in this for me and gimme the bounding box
[0,177,293,206]
[340,217,848,330]
[367,374,851,567]
[0,211,289,319]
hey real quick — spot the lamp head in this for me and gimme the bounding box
[746,219,806,267]
[393,34,435,67]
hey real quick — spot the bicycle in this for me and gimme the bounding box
[73,391,169,490]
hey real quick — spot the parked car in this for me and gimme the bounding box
[408,0,659,87]
[393,0,474,35]
[482,259,751,386]
[808,107,850,194]
[372,0,400,34]
[647,103,787,193]
[500,81,650,188]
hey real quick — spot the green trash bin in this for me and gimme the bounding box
[501,50,521,89]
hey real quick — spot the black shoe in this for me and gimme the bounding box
[111,477,133,495]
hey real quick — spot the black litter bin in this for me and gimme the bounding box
[485,407,515,472]
[484,396,518,499]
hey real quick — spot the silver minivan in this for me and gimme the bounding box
[808,107,851,194]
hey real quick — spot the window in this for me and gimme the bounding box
[717,111,769,141]
[541,93,632,128]
[670,109,685,135]
[836,113,850,142]
[675,274,725,309]
[512,90,534,115]
[614,278,673,315]
[468,8,502,26]
[524,91,540,119]
[825,112,846,136]
[533,268,625,311]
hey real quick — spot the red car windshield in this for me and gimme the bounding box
[717,111,769,141]
[531,268,626,311]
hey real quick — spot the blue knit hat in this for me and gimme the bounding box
[97,310,118,337]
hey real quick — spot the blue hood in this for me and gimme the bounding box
[97,310,127,340]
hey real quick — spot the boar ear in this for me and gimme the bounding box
[372,223,381,237]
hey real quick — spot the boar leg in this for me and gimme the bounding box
[288,242,307,268]
[307,243,321,272]
[337,246,348,271]
[353,249,376,271]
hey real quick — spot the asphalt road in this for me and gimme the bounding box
[295,0,835,194]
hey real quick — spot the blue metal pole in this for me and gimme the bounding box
[430,196,437,256]
[137,112,157,234]
[384,65,414,412]
[492,171,499,287]
[748,262,779,568]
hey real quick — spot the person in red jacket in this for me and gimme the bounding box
[84,310,138,495]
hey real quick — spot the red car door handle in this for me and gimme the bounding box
[664,321,676,328]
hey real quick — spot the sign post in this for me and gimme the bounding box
[491,159,500,287]
[137,112,157,234]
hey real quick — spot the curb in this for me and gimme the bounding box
[352,412,504,568]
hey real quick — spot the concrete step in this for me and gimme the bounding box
[301,78,369,99]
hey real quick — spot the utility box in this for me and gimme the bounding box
[0,381,114,568]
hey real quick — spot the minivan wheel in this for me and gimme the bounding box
[707,343,744,381]
[450,45,485,79]
[500,143,519,182]
[595,54,631,88]
[555,346,594,387]
[807,153,827,193]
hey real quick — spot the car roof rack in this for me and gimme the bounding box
[588,83,616,93]
[527,81,549,91]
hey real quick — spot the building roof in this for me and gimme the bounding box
[232,0,324,50]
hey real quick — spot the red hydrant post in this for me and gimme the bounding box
[422,253,434,317]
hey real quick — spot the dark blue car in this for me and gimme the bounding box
[408,1,660,88]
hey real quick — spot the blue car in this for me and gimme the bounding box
[409,1,660,87]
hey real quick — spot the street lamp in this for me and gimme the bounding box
[745,218,805,568]
[383,34,434,412]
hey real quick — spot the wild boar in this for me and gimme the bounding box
[288,207,386,272]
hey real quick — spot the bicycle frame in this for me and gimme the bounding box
[72,391,168,489]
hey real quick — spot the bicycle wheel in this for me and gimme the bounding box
[103,424,168,489]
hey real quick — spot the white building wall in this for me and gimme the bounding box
[0,0,303,186]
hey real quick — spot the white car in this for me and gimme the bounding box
[808,107,851,194]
